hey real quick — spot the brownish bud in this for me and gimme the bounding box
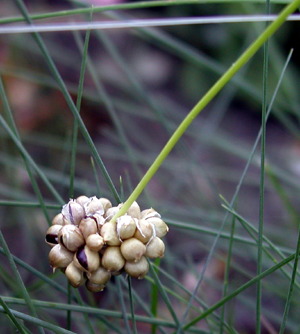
[86,233,104,252]
[134,219,154,243]
[87,266,111,285]
[86,281,106,292]
[58,225,85,252]
[145,237,165,258]
[79,217,98,240]
[117,215,136,241]
[45,224,62,247]
[120,237,146,262]
[52,213,69,226]
[141,208,161,220]
[124,256,149,279]
[73,245,100,273]
[65,261,85,288]
[146,217,169,238]
[100,222,121,246]
[101,246,125,272]
[99,197,112,212]
[84,196,105,217]
[75,195,90,207]
[104,206,120,221]
[48,244,73,270]
[62,200,85,225]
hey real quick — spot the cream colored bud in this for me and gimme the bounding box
[118,201,141,219]
[145,237,165,258]
[120,238,146,262]
[52,213,69,226]
[84,196,105,217]
[75,195,90,207]
[146,217,169,238]
[87,266,111,285]
[101,246,125,272]
[104,206,120,220]
[74,245,100,273]
[79,217,98,240]
[48,244,73,270]
[62,200,85,225]
[86,233,104,252]
[124,256,149,279]
[45,224,62,247]
[134,219,154,243]
[141,208,161,220]
[86,280,106,293]
[65,261,85,288]
[100,222,121,246]
[117,215,136,240]
[99,197,112,212]
[58,225,85,252]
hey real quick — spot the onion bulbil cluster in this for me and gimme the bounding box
[45,196,169,292]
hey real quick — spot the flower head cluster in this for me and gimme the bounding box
[46,196,169,292]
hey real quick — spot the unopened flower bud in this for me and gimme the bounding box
[104,206,120,221]
[134,219,154,243]
[74,245,100,273]
[49,244,73,270]
[52,213,68,226]
[65,261,85,288]
[117,215,136,241]
[87,266,111,285]
[75,195,90,207]
[119,201,141,219]
[86,233,104,252]
[99,197,112,212]
[146,217,169,238]
[84,196,104,217]
[124,256,149,279]
[62,200,85,225]
[120,237,146,262]
[58,225,85,252]
[100,222,121,246]
[101,246,125,272]
[141,208,161,220]
[86,280,106,292]
[45,225,62,247]
[145,237,165,258]
[79,217,98,240]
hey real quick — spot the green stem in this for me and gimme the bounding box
[110,0,300,222]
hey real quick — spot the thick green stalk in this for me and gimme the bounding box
[110,0,300,223]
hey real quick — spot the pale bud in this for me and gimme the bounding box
[45,225,62,247]
[84,196,105,217]
[79,217,98,240]
[120,237,146,262]
[86,233,104,252]
[118,201,141,219]
[145,237,165,258]
[73,245,100,273]
[117,215,136,241]
[58,225,85,252]
[48,244,73,270]
[52,213,69,226]
[134,219,154,243]
[141,208,161,220]
[145,217,169,238]
[104,206,120,221]
[62,200,85,225]
[99,197,112,212]
[86,281,106,293]
[75,195,90,207]
[100,222,121,246]
[101,246,125,272]
[87,266,111,285]
[65,261,85,288]
[124,256,149,279]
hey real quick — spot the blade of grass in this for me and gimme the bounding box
[110,0,300,222]
[127,277,137,334]
[0,230,45,334]
[0,297,29,334]
[279,223,300,333]
[150,258,160,334]
[182,252,297,330]
[256,1,270,332]
[115,276,131,334]
[14,0,120,203]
